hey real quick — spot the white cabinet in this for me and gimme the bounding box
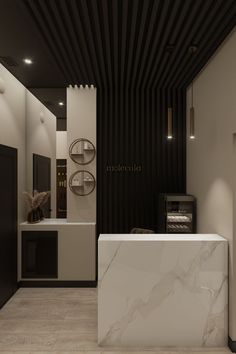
[19,219,96,282]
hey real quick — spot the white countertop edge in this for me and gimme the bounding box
[20,218,96,226]
[99,233,227,242]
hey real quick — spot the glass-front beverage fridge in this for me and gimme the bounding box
[158,194,196,233]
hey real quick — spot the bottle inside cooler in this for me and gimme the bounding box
[158,194,196,234]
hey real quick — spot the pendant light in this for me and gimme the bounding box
[167,107,173,140]
[189,82,195,139]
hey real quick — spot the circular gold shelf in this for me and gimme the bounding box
[69,138,95,165]
[69,170,96,196]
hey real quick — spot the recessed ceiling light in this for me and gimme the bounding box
[58,101,64,106]
[23,58,33,65]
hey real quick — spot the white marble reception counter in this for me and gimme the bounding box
[98,233,228,348]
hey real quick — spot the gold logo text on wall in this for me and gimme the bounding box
[106,164,142,173]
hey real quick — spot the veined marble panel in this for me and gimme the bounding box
[98,234,228,347]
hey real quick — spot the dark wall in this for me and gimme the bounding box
[57,118,67,131]
[97,88,186,234]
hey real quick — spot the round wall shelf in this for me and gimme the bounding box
[69,138,95,165]
[69,170,96,196]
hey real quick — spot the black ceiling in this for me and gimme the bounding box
[30,88,66,118]
[0,0,236,116]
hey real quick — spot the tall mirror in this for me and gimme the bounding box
[26,88,67,219]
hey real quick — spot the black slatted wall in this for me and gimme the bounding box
[97,88,186,233]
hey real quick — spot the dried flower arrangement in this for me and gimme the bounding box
[23,190,50,223]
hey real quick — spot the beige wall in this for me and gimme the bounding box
[26,91,56,217]
[0,64,57,279]
[67,86,96,222]
[187,28,236,339]
[0,64,57,221]
[56,131,67,159]
[0,64,26,223]
[0,64,26,282]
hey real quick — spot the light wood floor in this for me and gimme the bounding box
[0,288,231,353]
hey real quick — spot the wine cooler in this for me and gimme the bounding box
[56,159,67,218]
[158,194,196,233]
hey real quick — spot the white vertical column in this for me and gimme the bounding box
[67,86,96,222]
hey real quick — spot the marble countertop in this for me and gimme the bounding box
[20,218,96,226]
[99,233,227,241]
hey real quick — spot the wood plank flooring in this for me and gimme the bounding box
[0,288,231,353]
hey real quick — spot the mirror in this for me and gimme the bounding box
[26,88,67,219]
[33,154,51,218]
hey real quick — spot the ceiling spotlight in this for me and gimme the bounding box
[23,58,33,65]
[58,101,64,106]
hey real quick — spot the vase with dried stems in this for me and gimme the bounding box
[23,190,50,223]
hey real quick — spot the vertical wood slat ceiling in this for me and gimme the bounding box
[21,0,236,233]
[23,0,236,89]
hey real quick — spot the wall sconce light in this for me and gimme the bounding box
[167,107,173,140]
[189,82,195,139]
[39,111,44,123]
[0,76,6,94]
